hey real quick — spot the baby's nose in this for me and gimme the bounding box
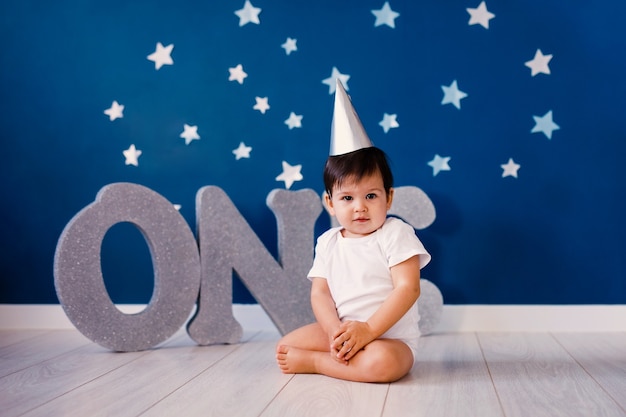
[354,200,367,211]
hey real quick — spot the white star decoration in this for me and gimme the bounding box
[428,154,451,176]
[525,49,553,76]
[147,42,174,70]
[371,2,400,28]
[253,97,270,114]
[232,142,252,160]
[180,124,200,145]
[104,101,124,121]
[467,1,495,29]
[322,67,351,94]
[228,64,248,84]
[235,0,261,26]
[285,112,303,129]
[441,80,468,109]
[275,161,303,189]
[379,113,399,133]
[123,144,142,166]
[501,158,521,178]
[531,110,560,139]
[282,38,298,55]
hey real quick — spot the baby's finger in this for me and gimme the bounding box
[331,334,347,351]
[344,344,359,361]
[332,326,347,340]
[334,321,352,337]
[331,348,348,364]
[336,341,352,359]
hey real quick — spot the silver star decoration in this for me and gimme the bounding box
[228,64,248,84]
[147,42,174,70]
[441,80,468,109]
[234,0,261,26]
[232,142,252,160]
[531,110,560,139]
[501,158,521,178]
[275,161,303,189]
[284,112,303,129]
[525,49,553,76]
[253,97,270,114]
[379,113,399,133]
[428,154,451,176]
[104,101,124,121]
[371,2,400,28]
[281,37,298,55]
[180,124,200,145]
[467,1,495,29]
[322,67,351,94]
[123,144,142,166]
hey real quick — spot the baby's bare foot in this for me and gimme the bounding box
[276,345,318,374]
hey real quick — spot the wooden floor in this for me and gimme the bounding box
[1,329,625,417]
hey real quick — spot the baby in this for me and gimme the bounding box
[276,81,430,382]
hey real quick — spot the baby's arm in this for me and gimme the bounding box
[332,255,421,360]
[310,277,347,362]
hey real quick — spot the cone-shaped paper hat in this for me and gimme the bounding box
[329,79,373,156]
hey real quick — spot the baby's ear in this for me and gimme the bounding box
[387,187,395,209]
[323,191,335,215]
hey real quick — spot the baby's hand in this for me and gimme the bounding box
[331,321,375,361]
[328,329,349,365]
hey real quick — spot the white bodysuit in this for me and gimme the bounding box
[307,217,431,359]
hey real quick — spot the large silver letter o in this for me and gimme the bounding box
[54,183,200,351]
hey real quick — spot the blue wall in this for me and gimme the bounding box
[1,1,624,305]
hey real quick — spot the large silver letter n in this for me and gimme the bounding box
[187,186,321,345]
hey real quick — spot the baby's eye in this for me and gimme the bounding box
[341,196,353,201]
[366,193,377,199]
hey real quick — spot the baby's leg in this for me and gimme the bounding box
[277,322,329,351]
[276,323,342,374]
[277,338,413,383]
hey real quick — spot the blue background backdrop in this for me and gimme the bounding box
[1,1,624,305]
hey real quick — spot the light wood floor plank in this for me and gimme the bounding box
[260,373,389,417]
[21,335,243,417]
[0,330,91,377]
[553,332,626,412]
[0,330,49,348]
[478,333,626,417]
[0,342,148,417]
[140,332,291,417]
[383,333,504,417]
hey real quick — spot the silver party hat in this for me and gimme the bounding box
[329,79,373,156]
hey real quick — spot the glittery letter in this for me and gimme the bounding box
[390,187,442,334]
[187,186,320,344]
[417,279,444,335]
[54,183,200,351]
[389,186,436,230]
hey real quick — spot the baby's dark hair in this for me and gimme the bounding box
[323,147,393,197]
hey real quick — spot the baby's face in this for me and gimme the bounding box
[325,171,393,238]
